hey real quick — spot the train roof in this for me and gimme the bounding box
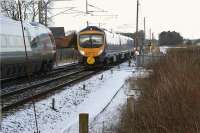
[0,15,18,24]
[79,26,133,41]
[0,15,52,39]
[80,26,104,33]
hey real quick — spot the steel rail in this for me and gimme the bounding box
[0,62,80,89]
[1,68,85,98]
[2,69,100,111]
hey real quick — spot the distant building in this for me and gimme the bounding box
[49,27,65,37]
[49,27,77,48]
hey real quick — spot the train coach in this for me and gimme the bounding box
[0,16,56,80]
[77,26,134,65]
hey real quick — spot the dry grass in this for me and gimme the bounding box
[117,47,200,133]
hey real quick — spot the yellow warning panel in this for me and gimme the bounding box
[87,56,95,65]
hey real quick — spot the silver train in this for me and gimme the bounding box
[77,26,134,65]
[0,16,56,79]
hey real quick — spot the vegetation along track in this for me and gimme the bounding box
[1,67,101,111]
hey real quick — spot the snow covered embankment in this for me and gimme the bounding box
[2,62,135,133]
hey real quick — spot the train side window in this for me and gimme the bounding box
[16,36,24,48]
[9,36,17,48]
[7,36,15,48]
[15,36,24,48]
[0,35,7,48]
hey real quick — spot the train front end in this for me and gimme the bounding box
[77,26,105,65]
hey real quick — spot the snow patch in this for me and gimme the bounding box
[2,62,136,133]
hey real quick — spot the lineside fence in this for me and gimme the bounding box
[136,53,164,67]
[56,48,79,64]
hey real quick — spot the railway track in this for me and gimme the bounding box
[1,68,100,111]
[1,59,128,112]
[0,62,80,89]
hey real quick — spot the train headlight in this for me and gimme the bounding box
[79,50,85,55]
[97,49,103,55]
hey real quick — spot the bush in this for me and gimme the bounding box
[118,47,200,133]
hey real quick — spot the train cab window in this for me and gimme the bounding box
[80,35,91,47]
[39,34,52,48]
[80,34,104,48]
[31,38,38,48]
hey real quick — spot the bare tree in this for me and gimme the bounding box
[0,0,53,24]
[0,0,19,20]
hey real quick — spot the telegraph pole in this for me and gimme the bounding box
[86,0,88,14]
[86,0,89,26]
[38,0,42,24]
[149,28,151,40]
[135,0,139,50]
[144,17,146,41]
[141,17,146,54]
[38,0,47,25]
[45,3,47,26]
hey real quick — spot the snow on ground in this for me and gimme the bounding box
[159,46,169,54]
[67,67,147,133]
[159,46,187,54]
[1,61,137,133]
[88,68,147,133]
[88,83,128,133]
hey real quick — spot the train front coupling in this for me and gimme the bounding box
[87,56,95,65]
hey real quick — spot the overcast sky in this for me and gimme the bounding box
[52,0,200,39]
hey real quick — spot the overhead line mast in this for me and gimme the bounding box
[86,0,89,14]
[142,17,146,53]
[135,0,139,50]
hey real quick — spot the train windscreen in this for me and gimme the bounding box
[79,34,104,48]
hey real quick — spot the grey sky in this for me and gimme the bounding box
[52,0,200,39]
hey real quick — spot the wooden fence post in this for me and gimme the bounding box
[127,97,134,114]
[52,98,55,110]
[79,113,89,133]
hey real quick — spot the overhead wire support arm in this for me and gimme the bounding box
[51,0,74,1]
[48,7,75,18]
[87,4,107,12]
[37,0,75,21]
[47,6,75,9]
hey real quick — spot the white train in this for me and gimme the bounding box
[0,16,56,79]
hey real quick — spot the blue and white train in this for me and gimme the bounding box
[0,16,56,79]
